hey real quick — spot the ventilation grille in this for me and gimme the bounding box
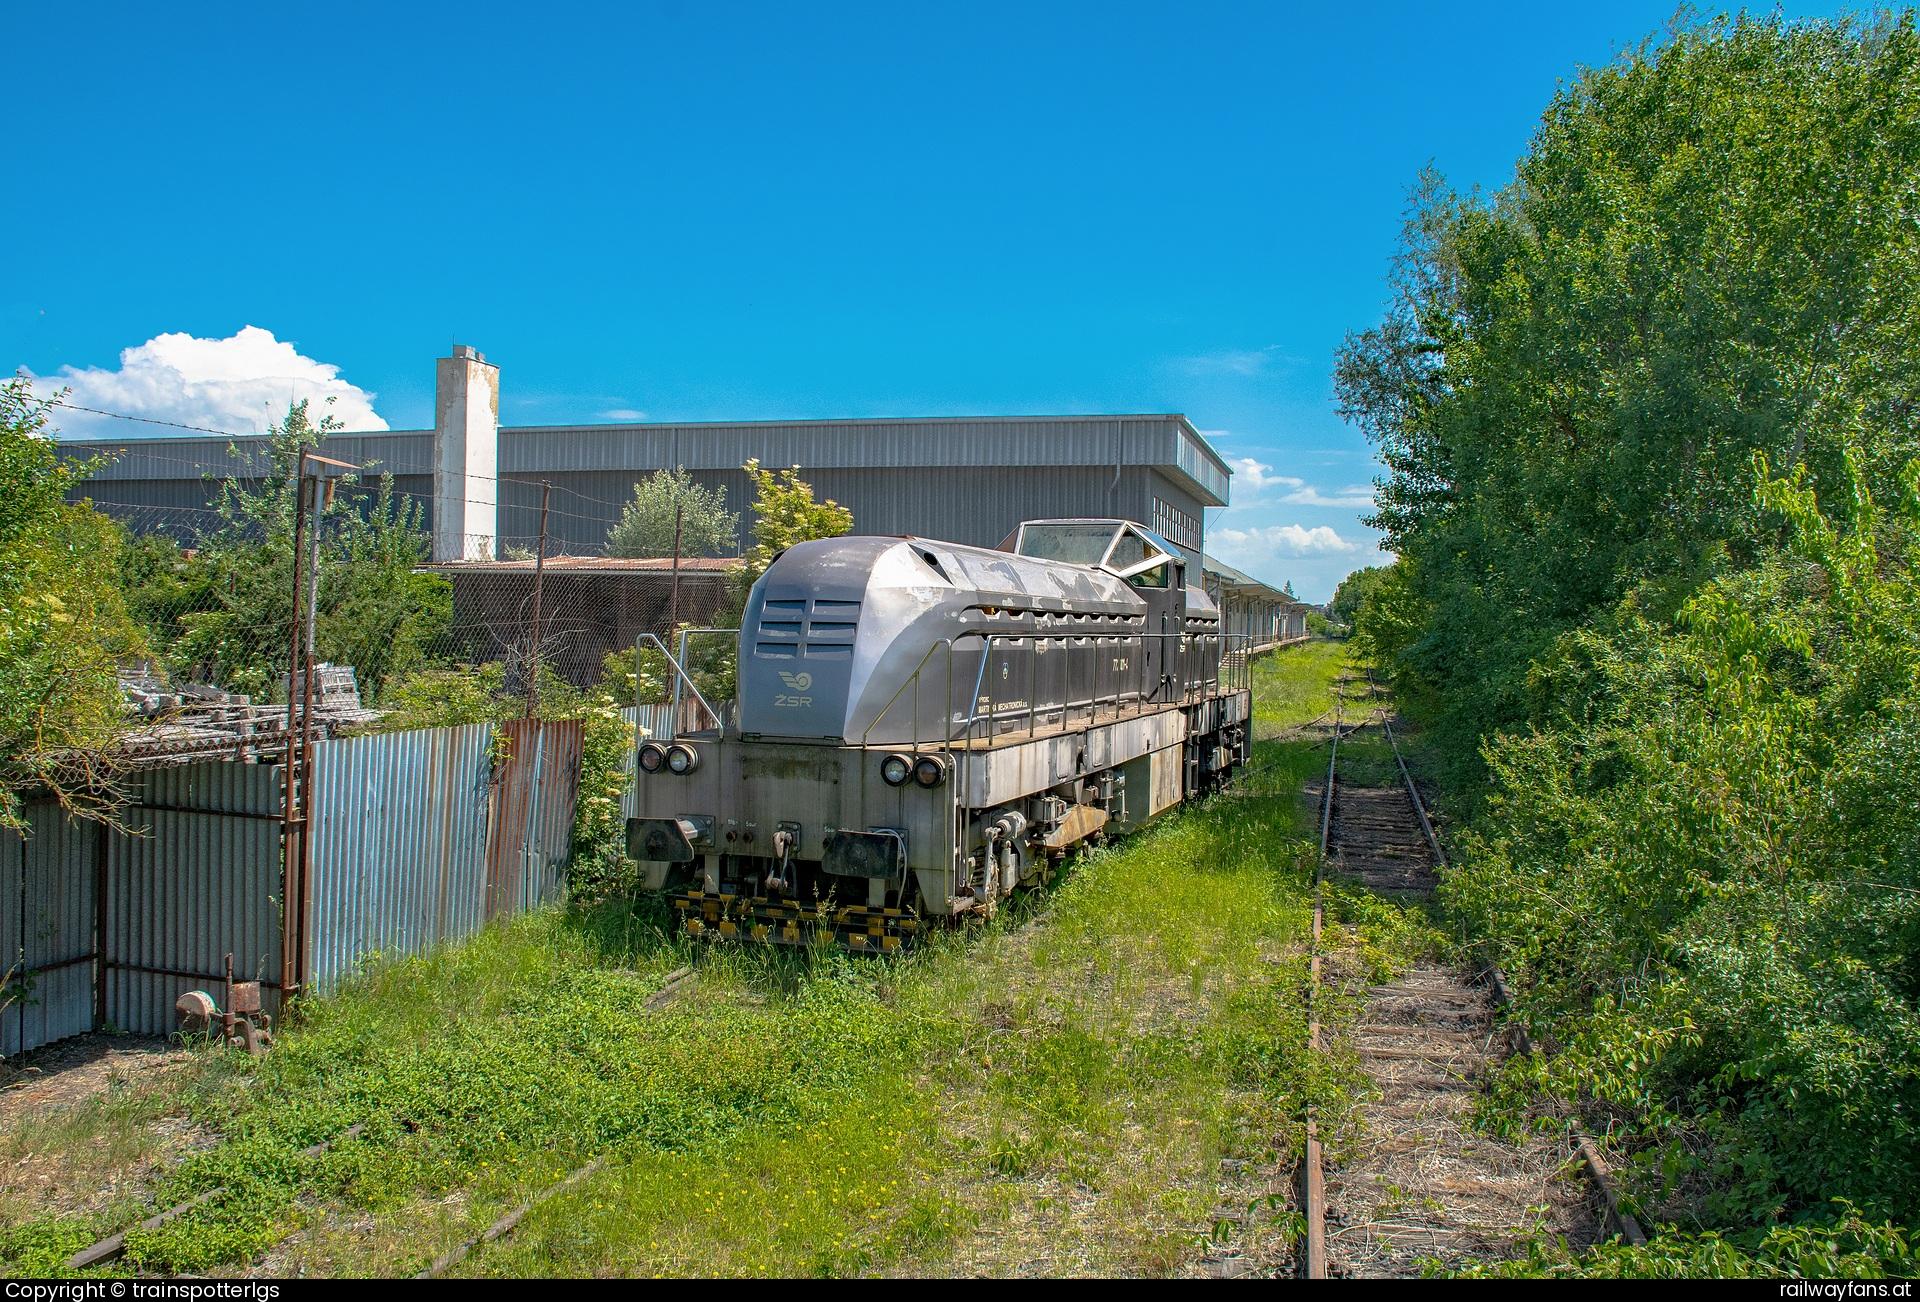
[756,599,862,659]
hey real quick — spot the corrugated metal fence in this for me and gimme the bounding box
[0,802,99,1055]
[485,720,586,920]
[306,723,495,996]
[1,718,585,1056]
[108,765,285,1035]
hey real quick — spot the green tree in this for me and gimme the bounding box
[0,377,142,828]
[604,467,739,559]
[723,458,855,620]
[126,399,451,701]
[1328,10,1920,1255]
[1329,564,1390,627]
[1337,13,1920,789]
[1451,448,1920,1229]
[1347,560,1425,670]
[652,460,857,706]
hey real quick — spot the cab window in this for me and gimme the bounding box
[1016,523,1118,564]
[1106,531,1149,570]
[1127,560,1170,589]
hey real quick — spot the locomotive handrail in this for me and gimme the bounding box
[944,630,1253,747]
[860,636,961,750]
[674,627,740,734]
[850,627,1255,752]
[635,633,724,737]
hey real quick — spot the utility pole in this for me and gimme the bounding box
[667,498,684,638]
[297,473,329,994]
[525,481,551,719]
[280,453,310,999]
[280,451,356,1000]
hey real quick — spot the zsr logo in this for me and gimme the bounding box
[775,670,813,708]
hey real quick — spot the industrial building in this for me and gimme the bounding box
[61,346,1309,652]
[1202,555,1310,649]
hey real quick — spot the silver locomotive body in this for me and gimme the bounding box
[627,519,1252,948]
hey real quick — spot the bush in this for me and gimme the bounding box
[1450,451,1920,1226]
[0,377,141,827]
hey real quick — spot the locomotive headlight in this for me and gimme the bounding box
[880,753,912,787]
[666,744,699,775]
[913,754,948,789]
[638,743,667,774]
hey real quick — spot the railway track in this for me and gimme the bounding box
[1299,678,1612,1277]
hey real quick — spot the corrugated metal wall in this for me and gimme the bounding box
[490,464,1168,560]
[0,803,99,1055]
[4,719,592,1057]
[305,723,494,994]
[60,415,1233,560]
[106,764,284,1035]
[485,720,586,918]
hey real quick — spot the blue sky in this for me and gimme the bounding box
[2,2,1842,599]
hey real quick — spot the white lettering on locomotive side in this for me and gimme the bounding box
[773,694,813,708]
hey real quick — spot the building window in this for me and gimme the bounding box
[1152,497,1199,549]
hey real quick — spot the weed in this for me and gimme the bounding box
[7,641,1356,1279]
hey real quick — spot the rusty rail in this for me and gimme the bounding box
[643,966,697,1009]
[1486,968,1648,1247]
[417,1155,608,1278]
[1302,683,1342,1279]
[67,1122,365,1270]
[1380,715,1649,1250]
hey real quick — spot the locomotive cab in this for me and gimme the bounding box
[1003,520,1190,704]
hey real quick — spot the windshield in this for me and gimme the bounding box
[1016,523,1119,565]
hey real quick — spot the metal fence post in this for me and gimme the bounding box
[526,481,551,719]
[93,825,107,1032]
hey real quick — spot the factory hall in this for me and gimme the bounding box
[62,346,1312,682]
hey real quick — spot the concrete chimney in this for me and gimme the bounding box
[433,345,499,562]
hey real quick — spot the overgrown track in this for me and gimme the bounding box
[1301,678,1600,1277]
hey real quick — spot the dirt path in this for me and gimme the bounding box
[0,1033,212,1224]
[0,1033,190,1126]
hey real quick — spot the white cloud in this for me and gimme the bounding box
[28,326,388,439]
[1222,455,1371,506]
[1227,456,1304,493]
[598,408,648,421]
[1211,523,1362,559]
[1280,483,1376,508]
[1182,345,1283,377]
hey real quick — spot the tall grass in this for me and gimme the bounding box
[7,640,1378,1279]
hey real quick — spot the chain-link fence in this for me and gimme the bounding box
[72,432,745,750]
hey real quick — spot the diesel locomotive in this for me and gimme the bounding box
[625,518,1253,949]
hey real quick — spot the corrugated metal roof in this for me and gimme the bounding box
[1201,553,1308,606]
[59,415,1232,507]
[418,557,738,574]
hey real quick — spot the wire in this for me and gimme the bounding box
[50,401,263,440]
